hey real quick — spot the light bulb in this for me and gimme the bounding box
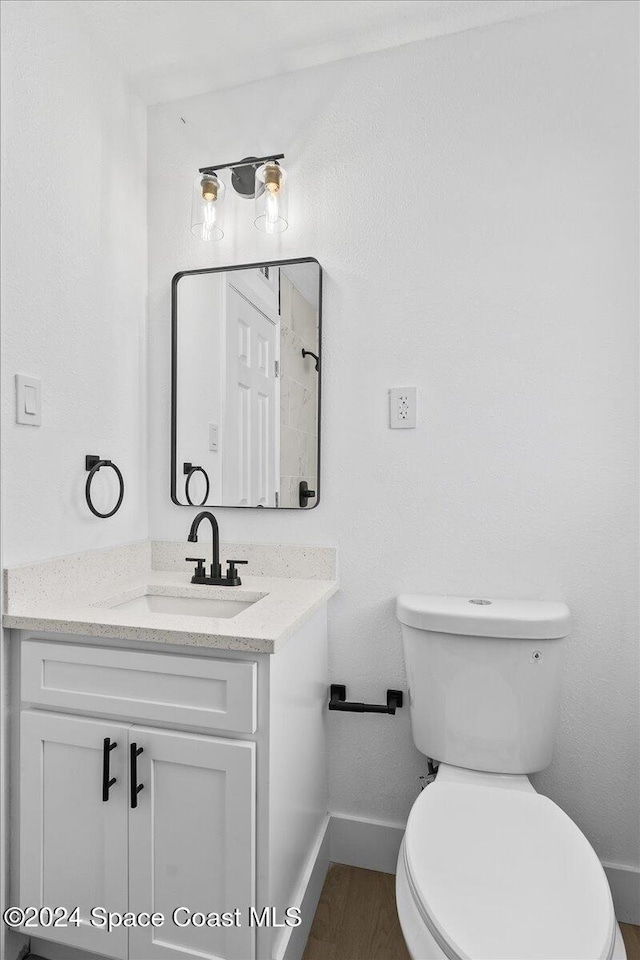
[202,198,218,238]
[265,190,280,233]
[254,161,288,234]
[190,172,225,241]
[201,176,218,202]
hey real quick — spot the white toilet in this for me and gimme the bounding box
[395,594,626,960]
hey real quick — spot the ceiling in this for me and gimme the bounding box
[68,0,583,105]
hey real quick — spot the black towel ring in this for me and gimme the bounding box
[85,455,125,519]
[184,462,210,506]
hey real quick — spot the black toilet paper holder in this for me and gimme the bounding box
[328,684,403,715]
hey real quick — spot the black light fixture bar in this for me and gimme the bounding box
[199,153,284,175]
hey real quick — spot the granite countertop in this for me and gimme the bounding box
[3,542,338,654]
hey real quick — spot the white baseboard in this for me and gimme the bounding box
[603,861,640,925]
[329,813,640,925]
[279,815,330,960]
[329,812,404,875]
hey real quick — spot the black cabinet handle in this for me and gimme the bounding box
[130,743,144,809]
[102,737,117,802]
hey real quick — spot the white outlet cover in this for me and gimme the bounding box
[389,386,417,429]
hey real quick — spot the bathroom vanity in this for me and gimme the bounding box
[1,256,332,960]
[4,542,337,960]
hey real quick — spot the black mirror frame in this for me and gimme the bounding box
[171,257,322,509]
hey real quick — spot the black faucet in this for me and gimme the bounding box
[186,511,247,586]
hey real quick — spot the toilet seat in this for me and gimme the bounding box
[403,779,617,960]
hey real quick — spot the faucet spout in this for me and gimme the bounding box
[185,511,246,586]
[186,511,221,579]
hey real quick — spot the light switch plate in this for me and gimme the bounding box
[389,386,417,429]
[209,423,219,452]
[15,374,42,426]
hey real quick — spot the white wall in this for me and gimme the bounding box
[148,0,639,872]
[0,0,148,566]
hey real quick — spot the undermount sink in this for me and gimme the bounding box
[111,593,256,619]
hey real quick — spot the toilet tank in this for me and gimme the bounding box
[396,595,571,774]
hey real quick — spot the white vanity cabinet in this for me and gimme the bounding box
[20,714,255,960]
[127,727,254,960]
[11,606,329,960]
[20,712,131,958]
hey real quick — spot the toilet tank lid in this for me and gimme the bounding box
[396,595,571,639]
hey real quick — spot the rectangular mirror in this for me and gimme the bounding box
[172,258,321,508]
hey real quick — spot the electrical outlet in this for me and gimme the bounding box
[389,387,417,429]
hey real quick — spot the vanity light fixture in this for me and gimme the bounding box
[192,153,287,240]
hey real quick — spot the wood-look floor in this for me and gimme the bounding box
[303,864,410,960]
[303,863,640,960]
[622,923,640,960]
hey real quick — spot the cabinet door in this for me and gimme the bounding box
[20,710,129,958]
[129,727,255,960]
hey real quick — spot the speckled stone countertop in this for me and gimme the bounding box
[3,541,338,654]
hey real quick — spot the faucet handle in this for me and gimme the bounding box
[225,559,248,583]
[186,557,206,579]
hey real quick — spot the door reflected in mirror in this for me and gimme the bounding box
[172,259,321,509]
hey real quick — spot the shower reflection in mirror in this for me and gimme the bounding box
[172,259,321,509]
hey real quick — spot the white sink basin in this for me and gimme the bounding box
[112,594,255,619]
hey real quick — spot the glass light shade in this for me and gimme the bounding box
[254,161,288,234]
[190,172,225,241]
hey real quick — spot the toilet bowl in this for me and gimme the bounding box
[396,595,626,960]
[395,764,625,960]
